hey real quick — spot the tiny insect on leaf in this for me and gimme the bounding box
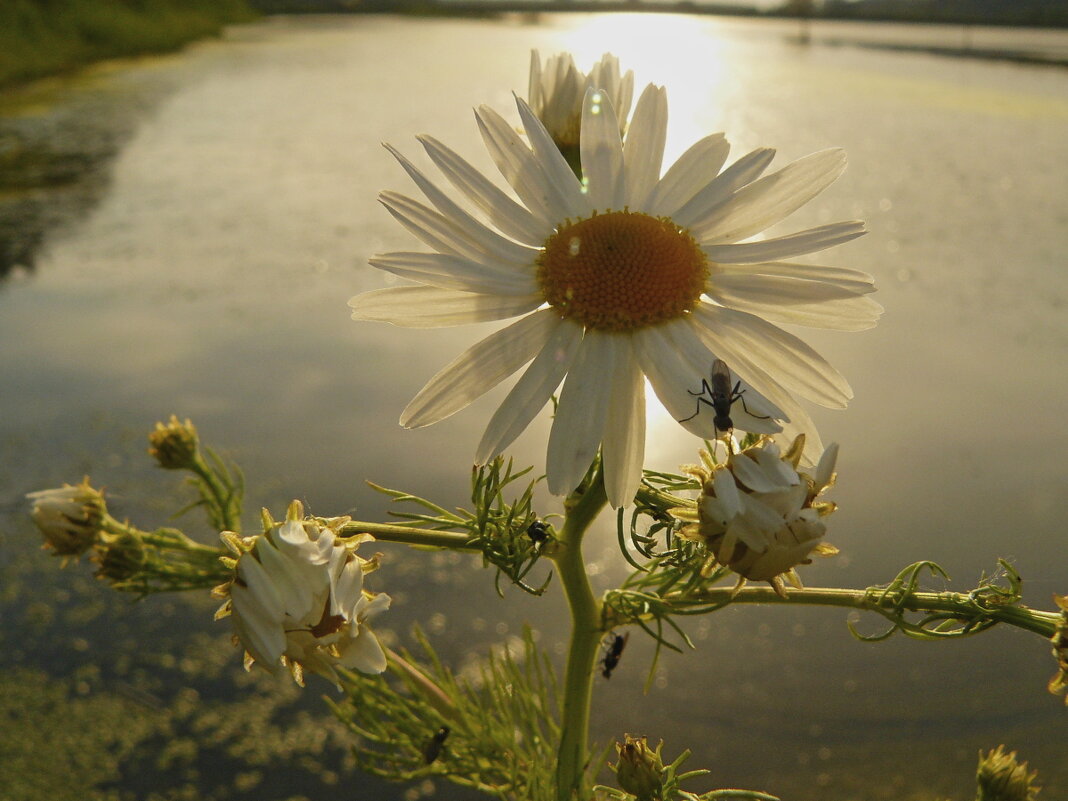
[422,726,450,764]
[600,631,629,679]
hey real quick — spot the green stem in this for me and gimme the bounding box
[552,465,609,801]
[189,453,241,533]
[667,585,1060,638]
[338,521,481,551]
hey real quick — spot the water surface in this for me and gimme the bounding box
[2,13,1066,801]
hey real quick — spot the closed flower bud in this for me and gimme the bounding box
[613,735,664,801]
[95,531,147,583]
[976,745,1040,801]
[26,480,107,559]
[1048,594,1068,704]
[681,435,839,597]
[148,415,200,470]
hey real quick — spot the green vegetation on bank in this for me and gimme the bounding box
[0,0,257,89]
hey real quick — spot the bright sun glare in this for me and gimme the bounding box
[551,13,733,150]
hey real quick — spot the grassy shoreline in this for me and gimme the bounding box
[0,0,257,91]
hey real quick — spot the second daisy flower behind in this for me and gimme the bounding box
[351,82,881,508]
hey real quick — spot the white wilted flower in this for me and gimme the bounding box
[679,435,839,597]
[528,51,633,156]
[217,501,389,686]
[350,64,880,508]
[27,479,108,560]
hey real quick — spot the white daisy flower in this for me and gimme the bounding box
[221,501,389,685]
[528,51,633,156]
[350,83,880,508]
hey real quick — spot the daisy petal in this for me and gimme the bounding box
[636,321,784,438]
[418,135,548,246]
[528,50,544,110]
[369,252,538,296]
[716,260,876,293]
[475,104,560,224]
[666,320,786,428]
[692,148,847,244]
[380,191,531,268]
[237,553,284,620]
[359,591,392,622]
[623,84,668,209]
[719,351,826,461]
[693,304,851,408]
[644,133,730,217]
[476,318,583,463]
[730,453,782,493]
[672,147,777,229]
[814,442,839,491]
[601,342,645,508]
[339,627,388,673]
[230,584,286,668]
[580,87,626,210]
[713,468,742,518]
[384,147,538,266]
[728,294,883,332]
[546,332,615,496]
[400,308,558,428]
[514,95,588,217]
[633,324,723,440]
[349,285,542,328]
[589,53,634,120]
[256,540,316,620]
[755,447,802,487]
[708,273,883,331]
[703,221,866,264]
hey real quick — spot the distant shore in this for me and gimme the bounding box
[0,0,256,91]
[2,0,1064,94]
[252,0,1068,29]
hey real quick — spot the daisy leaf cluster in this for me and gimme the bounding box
[368,456,554,596]
[329,627,566,801]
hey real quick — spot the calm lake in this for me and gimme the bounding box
[1,12,1066,801]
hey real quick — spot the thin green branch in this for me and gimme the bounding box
[663,584,1059,639]
[338,521,481,551]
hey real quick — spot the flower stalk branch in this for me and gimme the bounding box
[338,521,481,551]
[662,584,1060,639]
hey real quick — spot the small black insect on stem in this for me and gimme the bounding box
[600,632,629,679]
[423,726,450,764]
[677,358,768,434]
[526,520,549,544]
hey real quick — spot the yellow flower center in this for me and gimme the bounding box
[537,210,709,332]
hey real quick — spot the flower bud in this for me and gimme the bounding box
[1048,594,1068,704]
[976,745,1040,801]
[26,480,107,559]
[613,735,664,801]
[94,531,147,583]
[148,415,200,470]
[681,435,838,597]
